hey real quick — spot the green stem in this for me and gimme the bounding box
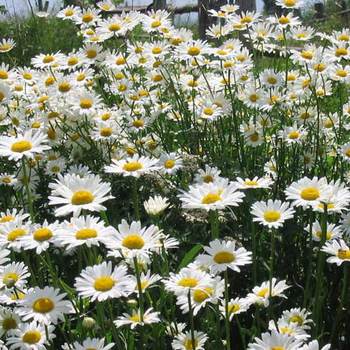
[187,290,196,350]
[224,269,231,350]
[132,178,140,220]
[21,158,34,221]
[209,210,220,240]
[268,228,276,321]
[133,257,144,322]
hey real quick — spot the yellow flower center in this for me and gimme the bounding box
[45,76,55,86]
[64,9,74,16]
[300,187,320,201]
[0,215,13,223]
[184,339,198,350]
[3,272,19,285]
[152,47,162,55]
[313,63,326,72]
[33,228,53,242]
[22,330,41,344]
[193,287,213,303]
[228,303,240,314]
[240,15,252,24]
[75,228,98,240]
[115,57,126,65]
[271,347,285,350]
[132,119,145,128]
[71,190,94,205]
[94,276,115,291]
[288,131,300,139]
[130,313,141,322]
[11,140,32,153]
[249,133,259,142]
[301,50,313,60]
[203,175,214,183]
[23,72,32,80]
[80,98,93,109]
[244,180,258,186]
[337,249,350,260]
[2,317,17,330]
[213,251,235,264]
[267,77,277,85]
[336,69,347,77]
[178,277,198,288]
[257,287,269,297]
[123,161,143,172]
[32,298,55,313]
[338,34,349,41]
[68,57,78,66]
[201,193,221,204]
[151,20,161,28]
[315,231,332,240]
[289,315,303,325]
[203,107,214,116]
[284,0,296,6]
[249,94,259,102]
[100,127,113,137]
[164,159,175,169]
[1,177,12,184]
[82,13,94,23]
[86,49,97,59]
[335,47,348,57]
[0,70,9,79]
[122,234,145,249]
[263,210,281,222]
[58,82,71,92]
[278,16,290,25]
[187,46,201,56]
[109,23,121,32]
[43,55,54,64]
[8,228,26,241]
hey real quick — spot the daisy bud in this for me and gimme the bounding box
[82,317,96,329]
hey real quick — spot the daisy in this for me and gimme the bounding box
[176,276,224,315]
[0,308,21,337]
[300,340,331,350]
[268,319,310,341]
[48,173,113,217]
[234,176,272,190]
[247,330,302,350]
[19,286,73,324]
[164,267,213,296]
[197,239,252,274]
[194,165,222,184]
[251,200,295,229]
[0,130,50,161]
[56,215,116,250]
[74,261,132,301]
[276,0,305,9]
[20,220,59,254]
[219,297,251,321]
[143,195,170,216]
[285,177,331,208]
[31,52,65,69]
[247,279,290,306]
[114,308,160,329]
[7,321,55,350]
[57,5,81,21]
[0,220,31,252]
[0,38,15,53]
[65,337,114,350]
[177,40,210,61]
[305,221,342,242]
[178,179,245,212]
[105,220,162,259]
[0,247,10,265]
[0,261,30,289]
[172,330,208,350]
[104,154,159,178]
[321,239,350,265]
[158,152,183,175]
[0,173,16,187]
[280,308,313,331]
[131,271,161,294]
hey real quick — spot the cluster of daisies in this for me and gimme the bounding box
[0,0,349,348]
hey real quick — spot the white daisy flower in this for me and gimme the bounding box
[268,319,310,341]
[0,130,50,161]
[179,179,245,212]
[158,152,183,175]
[0,261,30,289]
[196,239,252,274]
[194,165,222,184]
[284,177,331,208]
[251,200,295,229]
[114,308,160,329]
[300,340,331,350]
[56,215,116,250]
[171,330,208,350]
[105,219,162,259]
[48,173,113,217]
[143,195,170,216]
[305,221,343,242]
[247,330,302,350]
[19,286,74,325]
[6,321,55,350]
[74,261,132,302]
[219,297,251,321]
[247,279,290,306]
[63,337,114,350]
[0,220,31,252]
[234,176,272,190]
[104,154,159,178]
[0,307,21,337]
[321,239,350,266]
[280,308,313,331]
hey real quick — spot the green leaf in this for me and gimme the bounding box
[177,244,203,271]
